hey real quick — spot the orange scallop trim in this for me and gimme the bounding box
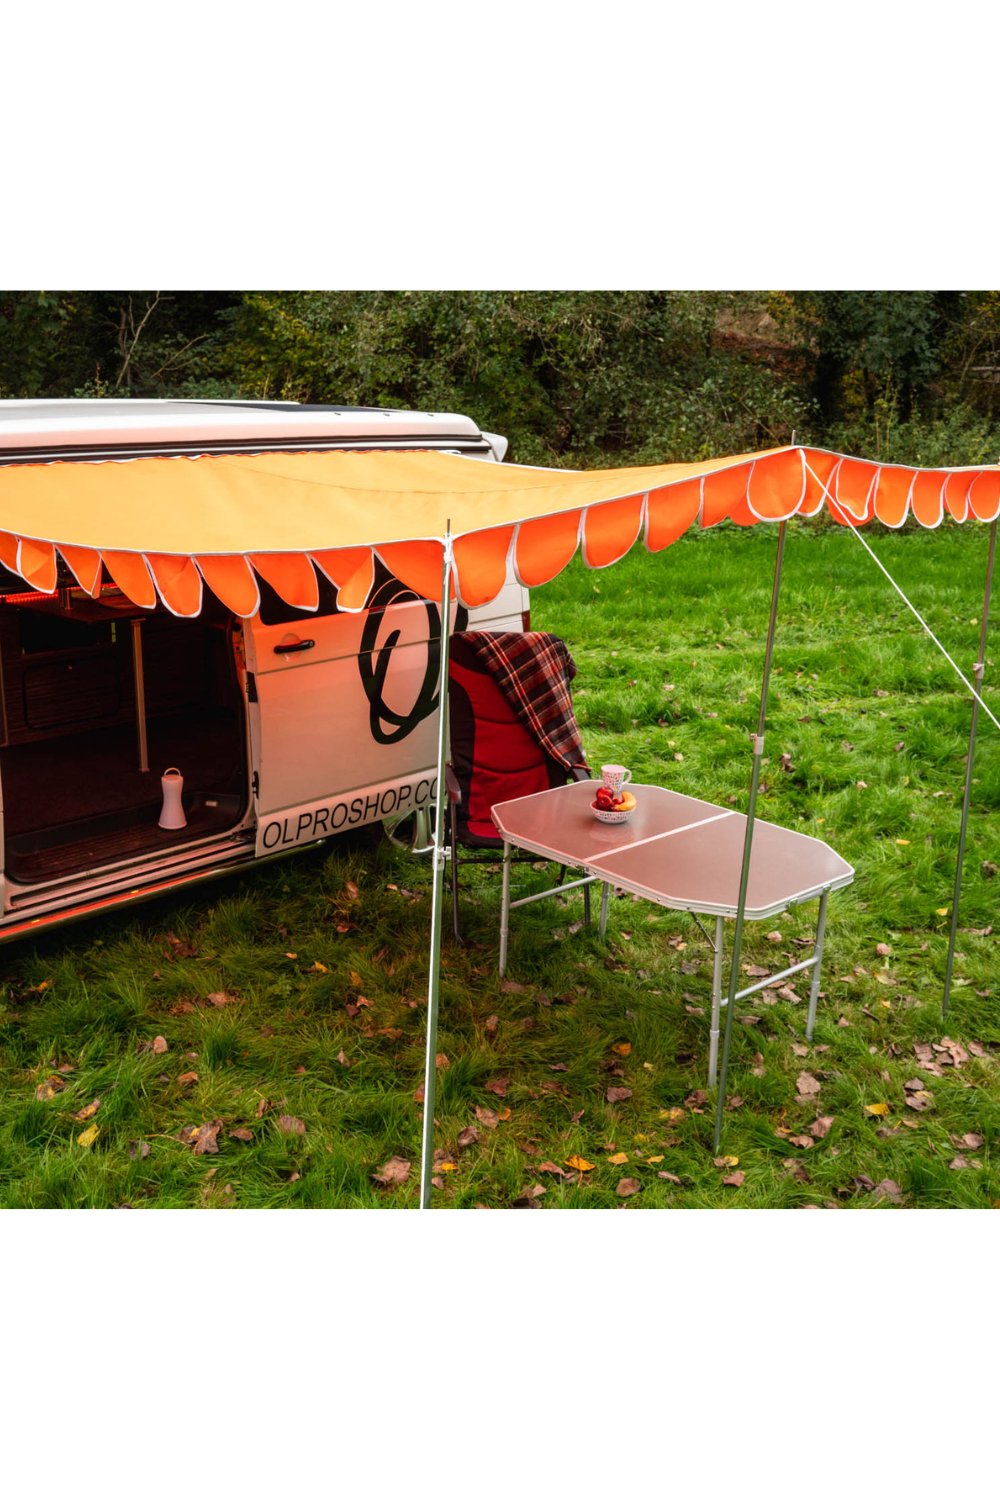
[943,470,971,522]
[196,555,260,617]
[514,510,581,586]
[59,544,103,596]
[701,463,752,528]
[582,494,644,568]
[835,458,878,521]
[251,553,320,611]
[0,532,20,574]
[377,541,449,602]
[453,526,515,607]
[800,450,840,515]
[910,470,945,528]
[311,547,376,612]
[968,471,1000,522]
[102,550,157,608]
[17,538,57,592]
[872,466,913,527]
[646,479,702,551]
[148,554,203,616]
[746,449,805,520]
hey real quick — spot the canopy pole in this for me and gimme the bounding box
[943,516,997,1017]
[419,531,454,1210]
[713,520,788,1153]
[130,618,149,773]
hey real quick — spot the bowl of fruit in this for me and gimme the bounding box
[591,785,637,824]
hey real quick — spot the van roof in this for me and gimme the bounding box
[0,399,487,456]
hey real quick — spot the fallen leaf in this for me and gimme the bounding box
[484,1014,499,1037]
[723,1171,745,1187]
[457,1126,479,1150]
[206,991,240,1007]
[35,1075,66,1101]
[500,979,529,994]
[659,1107,685,1123]
[177,1071,199,1086]
[127,1139,150,1160]
[616,1177,641,1198]
[345,880,360,901]
[895,838,910,846]
[743,963,771,978]
[951,1131,984,1150]
[611,1042,632,1057]
[796,1072,821,1097]
[788,1135,815,1150]
[513,1183,546,1207]
[77,1124,100,1149]
[873,1178,903,1203]
[810,1116,835,1139]
[606,1151,630,1165]
[537,1161,567,1177]
[766,931,783,943]
[336,1049,350,1066]
[276,1115,306,1135]
[792,1042,810,1057]
[75,1098,101,1123]
[864,1102,890,1117]
[658,1171,682,1184]
[151,1035,169,1054]
[605,1086,633,1104]
[905,1091,934,1111]
[191,1119,223,1155]
[229,1127,253,1143]
[475,1105,499,1129]
[255,1097,270,1118]
[876,942,893,957]
[714,1155,740,1168]
[497,1107,512,1121]
[565,1155,595,1172]
[373,1156,410,1186]
[485,1076,509,1097]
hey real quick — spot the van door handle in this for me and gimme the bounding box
[274,638,316,654]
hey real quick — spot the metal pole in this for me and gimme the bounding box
[713,521,788,1153]
[131,618,149,773]
[419,532,454,1210]
[943,516,997,1017]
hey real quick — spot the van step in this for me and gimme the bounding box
[6,794,244,884]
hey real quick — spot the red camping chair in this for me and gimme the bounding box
[446,631,592,942]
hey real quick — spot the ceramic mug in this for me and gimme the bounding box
[601,764,632,796]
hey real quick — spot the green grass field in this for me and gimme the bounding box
[1,521,997,1208]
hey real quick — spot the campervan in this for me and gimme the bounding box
[0,400,526,939]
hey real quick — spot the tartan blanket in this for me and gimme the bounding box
[458,631,589,775]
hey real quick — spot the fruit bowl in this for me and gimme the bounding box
[591,791,636,825]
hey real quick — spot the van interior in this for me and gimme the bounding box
[0,583,248,886]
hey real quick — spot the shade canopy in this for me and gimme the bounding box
[1,444,998,617]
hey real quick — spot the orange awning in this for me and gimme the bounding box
[0,444,996,616]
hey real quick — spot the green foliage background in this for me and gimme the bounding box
[3,289,999,466]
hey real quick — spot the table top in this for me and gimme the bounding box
[491,780,854,920]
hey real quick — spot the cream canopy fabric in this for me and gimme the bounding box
[0,444,997,616]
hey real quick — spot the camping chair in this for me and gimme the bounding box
[446,631,592,943]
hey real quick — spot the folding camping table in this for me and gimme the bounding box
[491,780,854,1085]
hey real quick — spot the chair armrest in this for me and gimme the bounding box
[445,764,462,805]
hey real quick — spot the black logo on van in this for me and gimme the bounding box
[358,571,441,745]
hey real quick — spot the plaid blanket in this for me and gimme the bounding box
[458,631,589,775]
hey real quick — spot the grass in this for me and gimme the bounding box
[1,520,998,1208]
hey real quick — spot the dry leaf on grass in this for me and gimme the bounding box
[277,1115,306,1135]
[457,1126,479,1150]
[151,1035,169,1054]
[537,1161,567,1177]
[611,1042,632,1057]
[77,1124,100,1149]
[484,1014,499,1038]
[474,1105,499,1129]
[872,1178,903,1203]
[35,1076,65,1102]
[177,1071,199,1087]
[229,1128,253,1143]
[605,1086,633,1104]
[127,1139,150,1161]
[189,1120,223,1155]
[657,1171,682,1184]
[372,1156,410,1187]
[796,1072,821,1096]
[75,1099,101,1123]
[723,1171,745,1187]
[206,991,240,1007]
[863,1101,890,1118]
[606,1151,630,1165]
[616,1177,641,1198]
[484,1077,508,1097]
[513,1184,546,1208]
[565,1155,594,1172]
[810,1116,835,1139]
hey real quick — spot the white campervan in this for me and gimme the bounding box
[0,400,526,939]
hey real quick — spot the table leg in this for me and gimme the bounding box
[806,888,830,1041]
[598,882,611,939]
[709,915,724,1088]
[499,839,512,978]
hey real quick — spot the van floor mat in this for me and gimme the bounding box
[1,709,245,838]
[5,794,244,885]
